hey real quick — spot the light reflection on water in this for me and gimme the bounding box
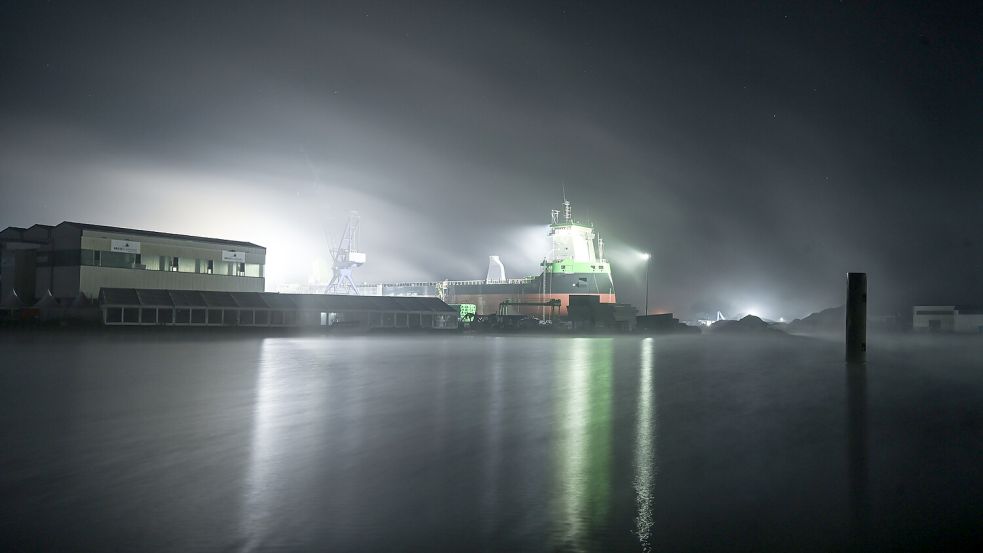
[2,334,982,551]
[634,337,656,552]
[480,337,506,541]
[241,338,338,550]
[552,338,613,552]
[241,338,281,551]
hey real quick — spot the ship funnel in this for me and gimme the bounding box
[486,255,506,284]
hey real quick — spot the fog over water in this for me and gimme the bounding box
[2,2,982,319]
[2,333,981,551]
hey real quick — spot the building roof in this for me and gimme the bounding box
[62,222,264,249]
[98,288,457,313]
[0,226,26,239]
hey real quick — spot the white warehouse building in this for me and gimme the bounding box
[1,222,265,306]
[912,305,983,334]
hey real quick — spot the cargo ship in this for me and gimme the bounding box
[358,199,615,317]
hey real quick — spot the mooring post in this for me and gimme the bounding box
[846,272,867,363]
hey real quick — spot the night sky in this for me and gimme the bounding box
[1,1,980,319]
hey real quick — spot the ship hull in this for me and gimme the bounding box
[449,271,614,316]
[447,291,616,317]
[364,271,616,317]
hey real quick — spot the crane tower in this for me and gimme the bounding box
[326,211,366,295]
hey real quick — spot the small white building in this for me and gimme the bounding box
[912,305,983,334]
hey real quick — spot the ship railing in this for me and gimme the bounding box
[359,277,537,288]
[357,282,437,288]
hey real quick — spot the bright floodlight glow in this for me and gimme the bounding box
[640,252,651,260]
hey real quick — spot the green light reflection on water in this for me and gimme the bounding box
[552,337,613,551]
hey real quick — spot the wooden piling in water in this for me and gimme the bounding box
[846,272,867,363]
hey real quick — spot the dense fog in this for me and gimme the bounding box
[2,2,981,319]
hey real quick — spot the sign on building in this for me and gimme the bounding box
[222,250,246,263]
[111,240,141,254]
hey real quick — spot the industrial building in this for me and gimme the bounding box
[566,295,637,332]
[99,288,458,330]
[912,305,983,334]
[1,222,266,308]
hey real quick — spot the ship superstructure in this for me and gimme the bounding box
[357,198,616,317]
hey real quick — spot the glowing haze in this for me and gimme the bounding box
[1,2,980,319]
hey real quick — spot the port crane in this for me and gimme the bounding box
[326,211,366,295]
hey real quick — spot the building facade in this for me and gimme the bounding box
[912,305,983,334]
[99,288,458,330]
[1,222,265,306]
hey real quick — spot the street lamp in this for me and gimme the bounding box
[640,252,651,315]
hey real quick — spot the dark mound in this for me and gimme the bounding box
[787,305,845,333]
[711,315,784,333]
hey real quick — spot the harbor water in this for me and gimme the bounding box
[1,332,981,551]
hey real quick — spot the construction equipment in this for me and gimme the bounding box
[325,211,366,295]
[498,298,561,319]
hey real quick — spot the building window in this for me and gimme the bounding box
[207,260,213,274]
[106,308,122,323]
[158,256,165,271]
[94,250,101,266]
[141,308,156,324]
[255,310,269,325]
[122,308,139,324]
[100,251,136,269]
[171,257,179,271]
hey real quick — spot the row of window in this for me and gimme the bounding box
[78,249,262,277]
[103,307,457,329]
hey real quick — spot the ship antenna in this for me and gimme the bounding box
[561,184,572,223]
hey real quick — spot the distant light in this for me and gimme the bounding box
[640,252,651,260]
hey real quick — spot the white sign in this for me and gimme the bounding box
[111,240,140,254]
[222,250,246,263]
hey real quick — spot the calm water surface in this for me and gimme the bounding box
[1,332,981,551]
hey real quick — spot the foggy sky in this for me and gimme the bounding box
[1,1,981,319]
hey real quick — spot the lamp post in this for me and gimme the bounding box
[641,252,651,315]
